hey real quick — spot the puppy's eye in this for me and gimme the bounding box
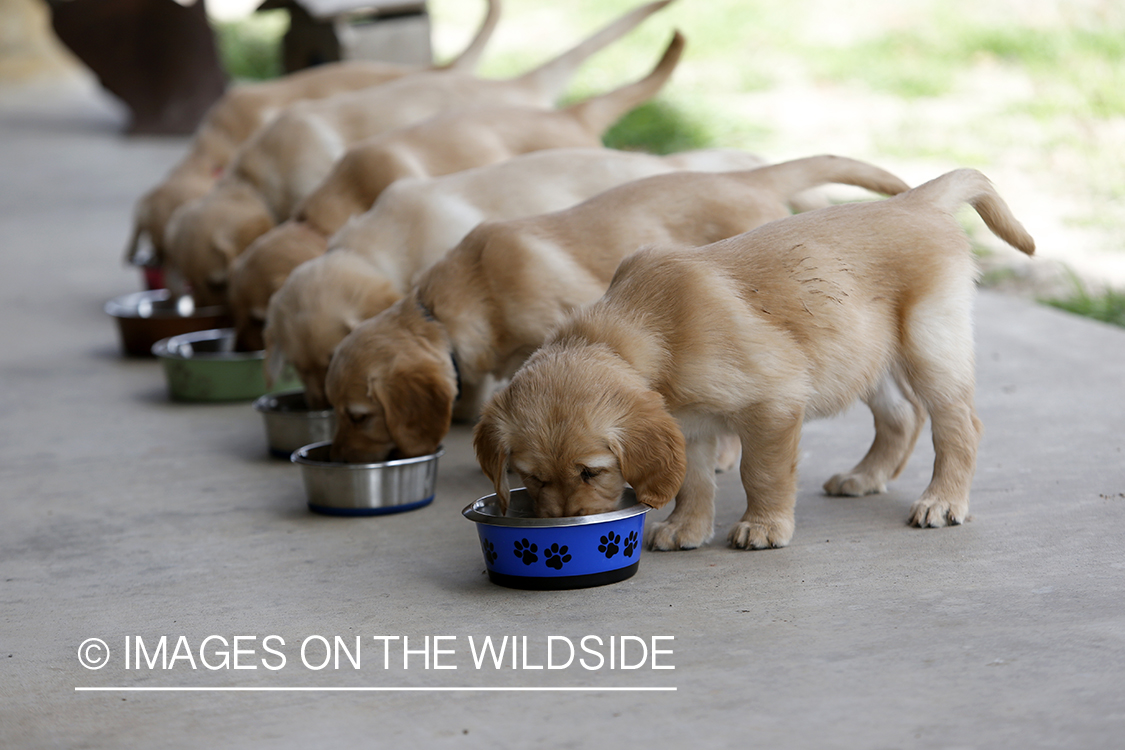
[580,467,603,483]
[525,475,546,488]
[346,411,370,426]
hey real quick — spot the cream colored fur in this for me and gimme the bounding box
[126,0,500,266]
[327,155,909,463]
[473,169,1035,552]
[264,147,768,408]
[229,222,329,351]
[161,0,674,306]
[229,31,684,346]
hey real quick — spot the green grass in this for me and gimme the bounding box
[812,20,1125,116]
[214,1,1125,329]
[601,100,714,154]
[1043,274,1125,328]
[214,11,288,82]
[813,31,963,99]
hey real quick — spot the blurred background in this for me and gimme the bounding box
[3,0,1122,325]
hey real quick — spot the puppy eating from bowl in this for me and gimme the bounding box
[326,155,911,464]
[227,29,686,351]
[265,147,771,409]
[472,169,1034,549]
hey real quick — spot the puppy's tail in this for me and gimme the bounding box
[743,154,911,205]
[436,0,501,72]
[509,0,676,105]
[911,168,1036,256]
[564,31,684,135]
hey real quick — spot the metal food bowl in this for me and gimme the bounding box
[253,389,336,459]
[105,289,228,357]
[463,488,650,590]
[291,441,444,516]
[151,328,299,402]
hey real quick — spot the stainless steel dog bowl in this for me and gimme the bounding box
[253,389,336,459]
[291,441,444,516]
[151,328,299,402]
[463,488,650,590]
[105,289,229,357]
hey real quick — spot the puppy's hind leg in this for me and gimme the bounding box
[728,406,803,549]
[824,371,926,497]
[902,299,982,527]
[647,432,718,551]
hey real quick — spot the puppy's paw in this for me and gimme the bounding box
[646,519,714,551]
[908,495,968,528]
[727,517,793,550]
[823,471,887,497]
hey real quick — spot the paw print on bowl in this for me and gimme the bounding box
[598,531,621,559]
[544,542,572,570]
[513,538,539,565]
[623,530,639,558]
[481,539,498,565]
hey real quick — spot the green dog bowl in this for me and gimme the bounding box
[152,328,299,402]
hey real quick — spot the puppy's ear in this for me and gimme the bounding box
[342,312,364,334]
[613,389,686,509]
[213,232,241,265]
[472,411,511,514]
[376,364,456,458]
[125,223,145,264]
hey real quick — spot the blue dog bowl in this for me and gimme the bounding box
[463,488,649,590]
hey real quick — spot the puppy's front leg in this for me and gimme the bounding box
[647,433,718,551]
[728,407,802,549]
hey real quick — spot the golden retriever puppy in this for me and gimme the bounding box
[162,0,674,307]
[265,251,402,408]
[125,0,501,266]
[227,32,683,347]
[473,169,1035,552]
[229,222,329,351]
[294,31,684,238]
[265,147,770,409]
[327,155,910,463]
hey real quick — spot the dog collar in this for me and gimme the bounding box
[416,298,463,402]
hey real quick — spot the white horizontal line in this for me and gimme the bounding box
[75,686,676,693]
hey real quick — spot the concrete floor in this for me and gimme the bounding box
[2,85,1124,750]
